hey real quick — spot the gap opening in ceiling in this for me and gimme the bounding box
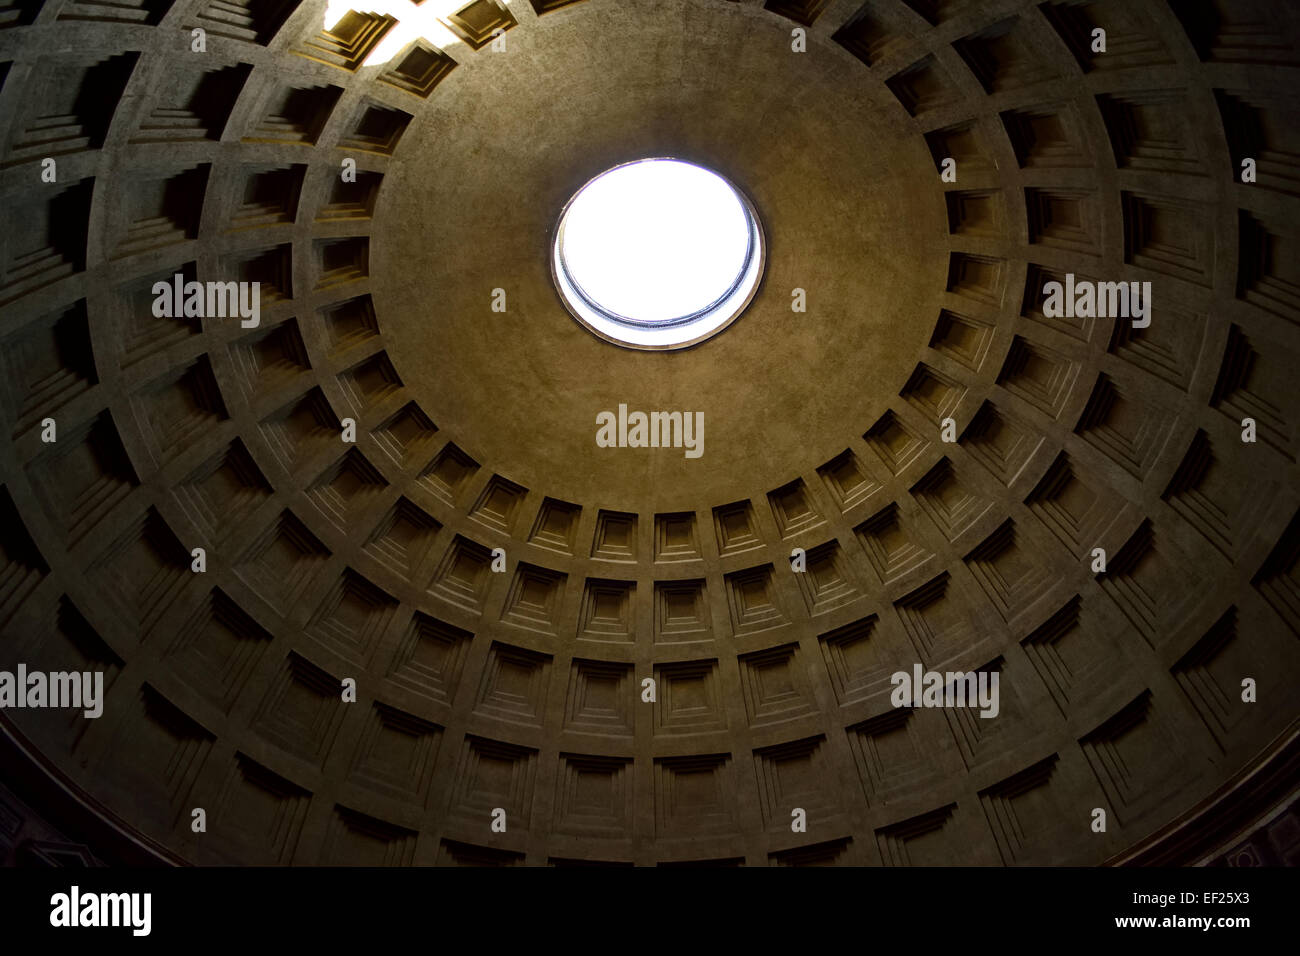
[552,158,765,350]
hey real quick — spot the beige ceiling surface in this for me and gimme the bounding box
[376,0,943,509]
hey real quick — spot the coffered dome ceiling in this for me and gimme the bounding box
[0,0,1298,866]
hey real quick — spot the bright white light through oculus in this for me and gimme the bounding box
[562,161,748,323]
[553,159,764,350]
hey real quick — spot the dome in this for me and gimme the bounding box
[0,0,1297,869]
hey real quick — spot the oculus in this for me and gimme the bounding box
[552,158,765,350]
